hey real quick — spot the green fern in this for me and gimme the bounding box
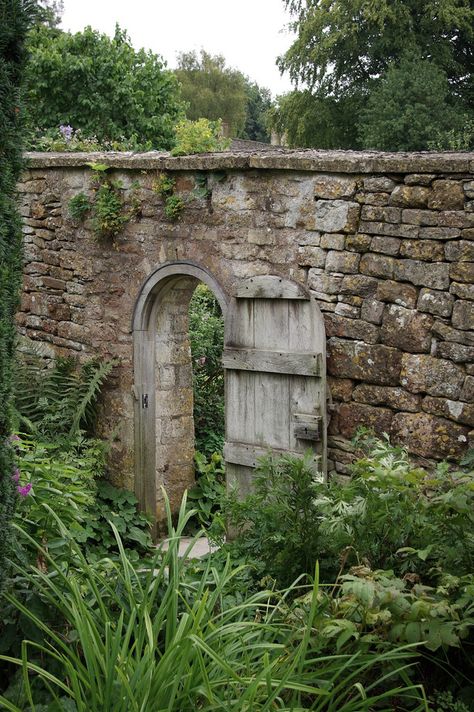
[12,346,115,441]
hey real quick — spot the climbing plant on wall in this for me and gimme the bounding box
[0,0,32,589]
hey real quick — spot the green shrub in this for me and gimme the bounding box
[79,479,153,560]
[185,451,225,536]
[171,117,231,156]
[189,284,224,456]
[0,496,428,711]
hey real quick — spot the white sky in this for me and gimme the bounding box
[60,0,296,97]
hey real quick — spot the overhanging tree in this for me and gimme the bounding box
[276,0,474,149]
[0,0,32,589]
[25,24,185,148]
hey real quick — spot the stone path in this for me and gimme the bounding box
[160,536,220,559]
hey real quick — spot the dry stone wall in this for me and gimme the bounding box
[17,150,474,488]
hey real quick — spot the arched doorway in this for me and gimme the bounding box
[133,264,327,536]
[132,261,228,535]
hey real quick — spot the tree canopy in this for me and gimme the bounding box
[175,50,248,137]
[175,50,271,141]
[275,0,474,150]
[25,24,185,148]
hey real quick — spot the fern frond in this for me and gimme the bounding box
[68,359,116,437]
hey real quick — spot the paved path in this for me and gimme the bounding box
[160,536,220,559]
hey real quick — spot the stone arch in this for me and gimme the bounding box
[132,261,229,534]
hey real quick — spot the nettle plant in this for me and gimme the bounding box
[68,163,141,242]
[152,172,185,222]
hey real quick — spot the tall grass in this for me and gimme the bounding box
[0,494,428,711]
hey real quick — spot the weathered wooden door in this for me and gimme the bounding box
[223,276,326,496]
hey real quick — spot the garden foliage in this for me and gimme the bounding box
[0,0,33,591]
[24,24,184,149]
[188,284,225,456]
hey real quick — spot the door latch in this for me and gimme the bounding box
[142,393,149,409]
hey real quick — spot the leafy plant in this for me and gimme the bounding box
[79,480,153,559]
[188,284,224,456]
[0,496,429,711]
[12,352,115,442]
[68,192,91,221]
[225,452,326,587]
[185,451,225,536]
[171,117,231,156]
[163,193,185,221]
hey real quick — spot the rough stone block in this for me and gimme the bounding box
[400,354,465,398]
[438,211,474,228]
[419,227,460,240]
[389,185,430,208]
[450,282,474,300]
[358,221,418,239]
[464,180,474,199]
[423,396,474,427]
[450,262,474,283]
[402,209,438,226]
[452,300,474,330]
[352,384,421,412]
[314,200,360,233]
[361,205,401,223]
[334,302,360,318]
[308,269,343,294]
[432,319,474,346]
[435,341,474,363]
[313,175,357,199]
[428,180,465,210]
[363,177,397,192]
[326,314,379,342]
[376,280,418,308]
[381,305,433,353]
[326,250,360,274]
[338,402,393,439]
[394,259,450,290]
[445,240,474,262]
[361,298,385,324]
[360,253,395,279]
[391,412,469,459]
[417,288,454,317]
[461,376,474,402]
[405,174,435,186]
[328,376,354,402]
[297,246,327,267]
[341,274,378,296]
[320,233,345,250]
[327,338,402,385]
[356,192,390,206]
[345,234,372,252]
[371,235,401,256]
[399,239,445,262]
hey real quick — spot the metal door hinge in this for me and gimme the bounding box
[142,393,149,409]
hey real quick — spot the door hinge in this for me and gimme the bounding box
[142,393,149,409]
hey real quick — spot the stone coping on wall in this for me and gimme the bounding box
[24,149,474,174]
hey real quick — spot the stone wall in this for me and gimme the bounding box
[18,149,474,490]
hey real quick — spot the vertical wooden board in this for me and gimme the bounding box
[253,299,291,450]
[226,462,256,499]
[228,298,255,348]
[289,375,324,450]
[288,297,327,474]
[226,370,256,444]
[133,330,156,521]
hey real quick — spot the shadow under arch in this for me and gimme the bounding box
[132,261,229,535]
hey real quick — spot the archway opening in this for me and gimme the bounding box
[132,262,228,536]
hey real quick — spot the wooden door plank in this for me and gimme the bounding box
[222,348,322,376]
[236,275,309,299]
[224,440,321,468]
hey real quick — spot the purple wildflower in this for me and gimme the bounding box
[12,468,20,482]
[17,483,32,497]
[9,434,20,442]
[59,124,73,142]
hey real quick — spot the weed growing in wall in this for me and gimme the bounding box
[152,172,185,222]
[68,163,140,242]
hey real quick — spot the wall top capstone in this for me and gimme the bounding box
[24,149,474,174]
